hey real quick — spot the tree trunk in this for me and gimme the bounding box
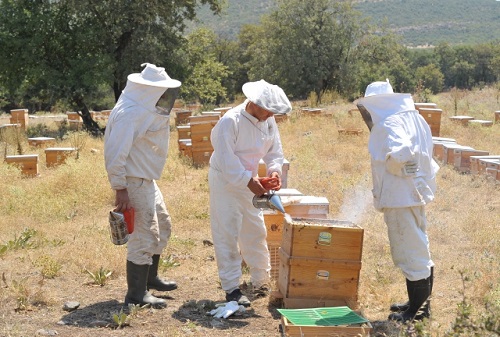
[73,96,104,136]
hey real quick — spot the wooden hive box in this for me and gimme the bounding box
[213,107,232,116]
[190,122,216,152]
[9,109,29,129]
[468,119,493,127]
[453,149,489,173]
[45,147,76,167]
[301,108,323,116]
[28,137,56,148]
[174,109,192,126]
[191,150,212,167]
[417,108,442,137]
[414,102,437,110]
[449,115,474,126]
[188,114,220,125]
[176,125,191,140]
[432,137,456,161]
[495,111,500,123]
[5,154,39,176]
[478,158,500,175]
[274,114,289,123]
[470,155,500,175]
[441,143,473,165]
[281,315,372,337]
[178,139,192,157]
[485,167,498,179]
[497,169,500,182]
[259,158,290,188]
[278,216,363,309]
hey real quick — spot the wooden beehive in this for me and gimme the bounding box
[470,155,500,175]
[274,114,289,123]
[258,158,290,188]
[453,149,489,173]
[213,107,232,116]
[178,139,192,157]
[414,102,437,110]
[432,137,456,161]
[278,216,363,309]
[495,111,500,123]
[468,119,493,127]
[441,143,473,165]
[9,109,29,130]
[191,150,212,167]
[5,154,39,176]
[188,114,220,125]
[301,108,323,116]
[174,109,192,126]
[176,125,191,140]
[45,147,76,167]
[281,315,372,337]
[417,108,442,136]
[449,115,474,126]
[28,137,56,148]
[478,158,500,175]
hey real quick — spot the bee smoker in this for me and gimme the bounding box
[108,211,129,245]
[252,191,286,213]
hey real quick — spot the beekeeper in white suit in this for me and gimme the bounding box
[209,79,292,306]
[104,63,181,309]
[356,79,439,323]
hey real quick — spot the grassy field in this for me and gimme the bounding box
[0,87,499,336]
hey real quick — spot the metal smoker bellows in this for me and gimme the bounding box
[252,191,285,213]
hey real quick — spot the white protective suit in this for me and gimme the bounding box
[358,91,439,281]
[104,80,172,265]
[208,100,284,292]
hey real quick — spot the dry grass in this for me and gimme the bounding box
[0,87,499,336]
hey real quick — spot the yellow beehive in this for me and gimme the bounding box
[418,108,442,136]
[278,215,364,309]
[45,147,76,167]
[453,149,489,173]
[9,109,29,130]
[5,154,39,176]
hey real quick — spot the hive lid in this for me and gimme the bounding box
[278,306,369,327]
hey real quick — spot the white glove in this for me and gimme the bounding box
[386,156,418,177]
[209,301,245,319]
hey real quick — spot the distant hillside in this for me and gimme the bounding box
[192,0,500,46]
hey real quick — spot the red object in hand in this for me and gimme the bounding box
[259,177,279,190]
[123,208,135,234]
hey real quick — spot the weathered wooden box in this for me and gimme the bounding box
[5,154,39,176]
[432,137,456,161]
[176,125,191,140]
[453,149,489,173]
[174,109,192,126]
[188,114,220,125]
[449,115,474,126]
[28,137,56,148]
[191,150,212,167]
[281,315,372,337]
[418,108,442,137]
[441,143,473,165]
[495,111,500,123]
[468,119,493,127]
[478,158,500,175]
[414,102,437,110]
[178,139,192,157]
[9,109,29,129]
[45,147,76,167]
[278,216,363,309]
[470,156,500,175]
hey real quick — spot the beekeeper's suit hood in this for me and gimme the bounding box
[242,79,292,115]
[356,79,416,125]
[120,63,181,115]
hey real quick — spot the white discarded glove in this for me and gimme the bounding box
[209,301,245,319]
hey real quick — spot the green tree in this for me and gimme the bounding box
[415,64,444,94]
[182,28,229,106]
[0,0,222,134]
[246,0,363,102]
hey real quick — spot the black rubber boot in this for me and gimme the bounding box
[147,255,178,291]
[388,276,431,323]
[390,267,433,313]
[125,260,167,309]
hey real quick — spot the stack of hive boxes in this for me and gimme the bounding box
[184,113,220,166]
[432,136,491,173]
[9,109,29,130]
[414,102,441,137]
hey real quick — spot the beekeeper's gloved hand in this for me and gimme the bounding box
[386,156,419,177]
[402,161,419,176]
